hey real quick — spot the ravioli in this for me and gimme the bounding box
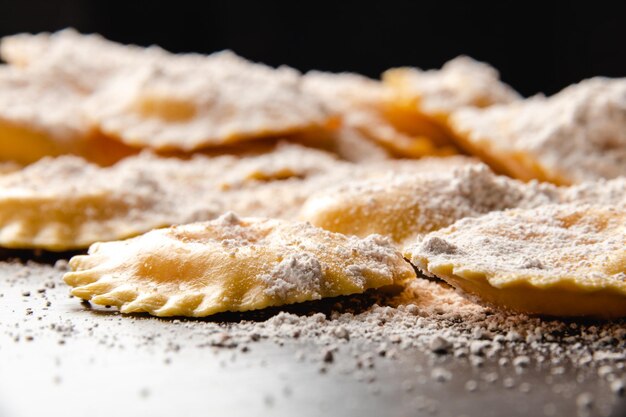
[0,66,134,165]
[0,143,349,251]
[3,30,332,152]
[84,51,330,151]
[382,56,519,152]
[64,213,416,317]
[0,143,454,251]
[302,71,457,158]
[0,28,168,92]
[0,155,170,251]
[383,56,520,120]
[449,77,626,184]
[406,204,626,318]
[301,163,560,246]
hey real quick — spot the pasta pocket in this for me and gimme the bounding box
[3,30,332,152]
[301,163,559,246]
[302,71,457,158]
[406,204,626,318]
[449,77,626,184]
[64,213,416,317]
[0,144,345,250]
[383,56,520,122]
[85,52,331,151]
[303,161,626,248]
[0,67,133,165]
[0,143,455,250]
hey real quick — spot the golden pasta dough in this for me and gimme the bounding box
[302,71,457,158]
[300,163,562,246]
[383,56,520,120]
[406,204,626,318]
[0,143,456,251]
[83,53,330,151]
[0,66,134,165]
[302,164,626,248]
[64,213,416,317]
[382,56,520,153]
[3,30,332,152]
[1,28,168,91]
[449,77,626,184]
[0,144,349,250]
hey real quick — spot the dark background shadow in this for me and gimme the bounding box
[0,0,624,96]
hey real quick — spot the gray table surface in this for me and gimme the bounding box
[0,254,624,417]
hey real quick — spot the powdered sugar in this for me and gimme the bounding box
[561,176,626,206]
[342,234,404,283]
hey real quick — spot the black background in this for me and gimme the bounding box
[0,0,624,96]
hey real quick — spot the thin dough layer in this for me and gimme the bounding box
[449,77,626,184]
[382,57,519,161]
[64,213,416,317]
[406,204,626,318]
